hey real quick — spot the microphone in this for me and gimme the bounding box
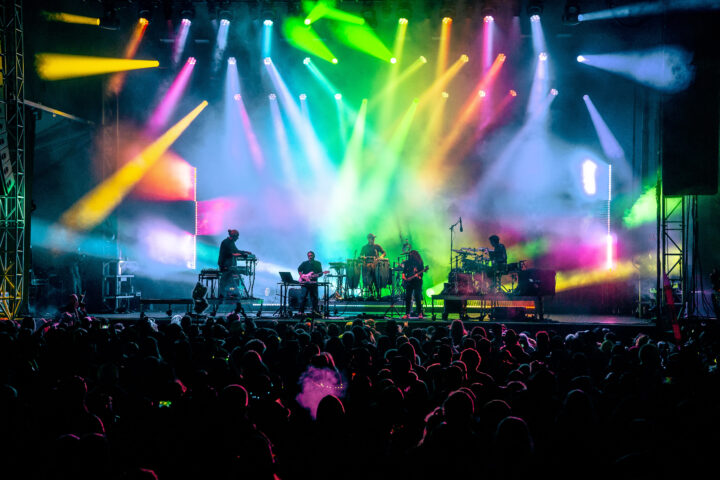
[459,217,463,232]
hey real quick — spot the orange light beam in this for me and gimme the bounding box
[108,18,150,95]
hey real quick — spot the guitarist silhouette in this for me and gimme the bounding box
[298,251,324,317]
[402,249,427,319]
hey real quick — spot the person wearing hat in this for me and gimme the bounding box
[360,233,386,299]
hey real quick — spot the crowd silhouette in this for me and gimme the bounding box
[0,311,718,479]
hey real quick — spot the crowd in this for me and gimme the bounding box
[0,309,718,479]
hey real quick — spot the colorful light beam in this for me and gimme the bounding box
[331,22,393,62]
[529,13,546,54]
[107,18,150,95]
[579,0,720,22]
[262,17,273,58]
[61,101,208,231]
[213,18,231,72]
[582,95,626,161]
[304,1,366,25]
[172,18,192,65]
[437,17,452,78]
[147,57,196,134]
[42,11,100,26]
[283,17,337,63]
[36,54,159,80]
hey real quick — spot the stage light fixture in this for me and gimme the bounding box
[138,0,153,22]
[303,57,311,65]
[179,0,195,20]
[481,0,497,19]
[332,58,338,64]
[441,91,449,98]
[399,17,408,25]
[484,15,494,23]
[442,16,452,24]
[234,93,241,100]
[362,0,377,27]
[299,93,307,100]
[100,2,120,30]
[562,0,580,25]
[264,19,273,26]
[460,54,469,63]
[334,93,342,100]
[390,57,397,64]
[510,89,517,96]
[577,55,586,63]
[550,88,558,95]
[269,93,277,100]
[440,0,455,20]
[264,57,272,65]
[218,0,232,22]
[530,14,540,22]
[539,52,548,61]
[527,0,543,18]
[478,90,486,97]
[228,57,236,65]
[419,56,427,63]
[220,18,230,26]
[181,17,191,26]
[188,56,196,65]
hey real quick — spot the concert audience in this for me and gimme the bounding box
[0,312,718,479]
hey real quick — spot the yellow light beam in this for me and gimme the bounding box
[379,19,409,130]
[36,54,159,80]
[43,11,100,26]
[556,261,635,292]
[437,17,452,79]
[370,56,427,108]
[61,101,208,231]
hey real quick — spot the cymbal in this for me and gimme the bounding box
[453,249,471,254]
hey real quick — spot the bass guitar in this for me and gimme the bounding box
[299,270,330,283]
[403,266,429,284]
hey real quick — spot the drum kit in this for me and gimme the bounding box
[326,256,404,300]
[450,247,527,295]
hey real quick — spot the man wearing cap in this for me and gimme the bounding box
[360,233,386,299]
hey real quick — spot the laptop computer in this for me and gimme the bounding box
[279,271,299,284]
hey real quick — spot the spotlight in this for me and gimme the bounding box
[399,18,408,25]
[539,52,548,61]
[299,93,307,100]
[179,0,195,20]
[188,57,196,65]
[220,18,230,26]
[484,15,494,23]
[527,0,543,18]
[264,19,273,26]
[562,0,580,25]
[390,57,397,64]
[530,14,540,22]
[582,94,589,100]
[234,93,241,100]
[264,57,272,65]
[304,18,311,25]
[181,18,191,27]
[509,89,518,96]
[442,16,452,24]
[269,93,277,100]
[334,93,342,100]
[576,55,586,63]
[397,0,412,21]
[419,56,428,63]
[100,2,120,30]
[332,58,338,64]
[303,57,311,65]
[461,54,469,63]
[441,91,449,98]
[228,57,236,65]
[478,90,486,97]
[550,88,558,96]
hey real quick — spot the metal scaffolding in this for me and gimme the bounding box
[0,0,26,320]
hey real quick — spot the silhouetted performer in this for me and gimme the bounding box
[360,233,386,299]
[402,249,425,318]
[298,251,324,316]
[218,229,250,297]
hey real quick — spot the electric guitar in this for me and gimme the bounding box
[298,270,330,283]
[403,266,429,284]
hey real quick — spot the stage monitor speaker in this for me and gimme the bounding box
[1,146,14,195]
[516,269,556,297]
[491,306,527,320]
[661,15,720,196]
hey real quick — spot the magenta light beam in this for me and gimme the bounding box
[481,15,495,72]
[147,57,196,134]
[172,18,192,65]
[236,95,265,169]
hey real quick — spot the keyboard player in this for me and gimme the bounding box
[218,229,252,297]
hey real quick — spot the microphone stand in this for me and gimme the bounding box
[449,218,462,273]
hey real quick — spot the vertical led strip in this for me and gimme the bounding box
[190,166,197,270]
[606,164,613,270]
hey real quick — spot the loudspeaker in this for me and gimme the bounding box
[1,146,14,194]
[661,14,720,196]
[288,288,304,310]
[515,269,556,297]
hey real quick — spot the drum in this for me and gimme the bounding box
[374,259,390,289]
[473,271,491,295]
[346,259,361,289]
[361,261,375,289]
